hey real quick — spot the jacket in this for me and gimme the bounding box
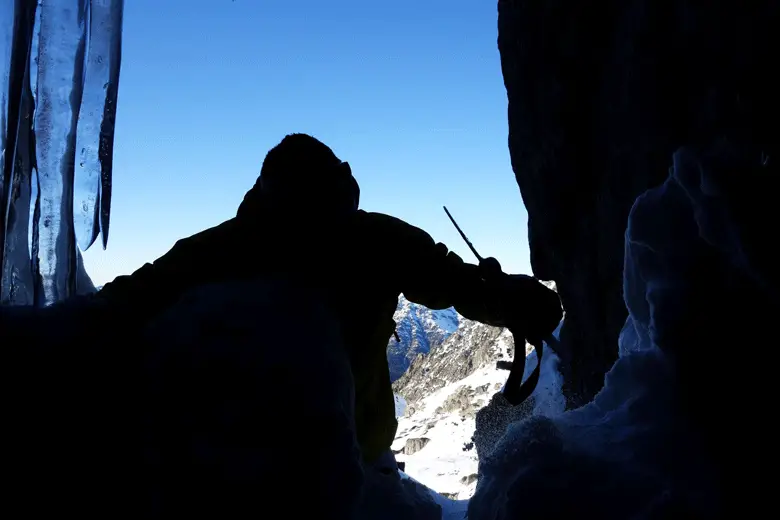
[94,209,554,461]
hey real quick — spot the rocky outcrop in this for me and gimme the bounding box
[460,474,479,486]
[435,385,488,419]
[392,318,517,405]
[497,0,778,406]
[401,437,431,456]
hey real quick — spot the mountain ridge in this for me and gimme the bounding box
[386,294,458,382]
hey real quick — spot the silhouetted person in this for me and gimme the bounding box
[96,133,562,469]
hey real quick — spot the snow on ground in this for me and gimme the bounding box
[393,366,506,499]
[393,327,566,501]
[399,472,470,520]
[394,394,407,417]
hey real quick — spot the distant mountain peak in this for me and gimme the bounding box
[386,295,459,382]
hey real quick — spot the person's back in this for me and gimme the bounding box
[94,133,562,464]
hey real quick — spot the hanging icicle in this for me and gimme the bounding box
[1,0,124,306]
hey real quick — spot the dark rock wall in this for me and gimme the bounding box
[497,0,777,406]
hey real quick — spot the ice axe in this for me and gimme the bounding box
[443,206,501,277]
[443,206,545,406]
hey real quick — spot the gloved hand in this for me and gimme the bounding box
[481,264,561,341]
[498,274,562,342]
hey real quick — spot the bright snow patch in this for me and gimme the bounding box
[393,325,566,500]
[394,394,407,417]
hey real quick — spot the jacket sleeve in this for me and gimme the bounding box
[379,214,504,326]
[0,251,181,353]
[98,241,193,314]
[85,218,241,329]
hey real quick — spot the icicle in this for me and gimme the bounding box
[1,0,37,305]
[34,0,88,305]
[0,1,15,283]
[1,63,35,305]
[1,0,11,193]
[74,0,123,251]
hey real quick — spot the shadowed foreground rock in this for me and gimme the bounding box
[469,142,777,519]
[498,0,778,406]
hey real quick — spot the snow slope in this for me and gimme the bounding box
[392,316,565,500]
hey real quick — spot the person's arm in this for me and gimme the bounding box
[403,241,500,325]
[367,212,498,324]
[1,217,254,371]
[0,262,169,351]
[378,213,561,337]
[97,218,244,320]
[96,241,195,318]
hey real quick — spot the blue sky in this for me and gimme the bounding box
[81,0,531,285]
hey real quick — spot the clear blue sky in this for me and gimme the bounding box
[82,0,531,286]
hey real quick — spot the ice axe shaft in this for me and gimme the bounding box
[442,205,553,407]
[443,206,484,263]
[443,206,502,277]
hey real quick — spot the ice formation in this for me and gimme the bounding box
[466,144,770,518]
[0,0,123,306]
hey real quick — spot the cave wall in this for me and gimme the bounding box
[497,0,777,406]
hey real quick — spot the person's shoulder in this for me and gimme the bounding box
[167,217,244,258]
[354,210,432,242]
[356,210,418,230]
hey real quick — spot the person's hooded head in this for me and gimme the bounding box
[237,133,360,223]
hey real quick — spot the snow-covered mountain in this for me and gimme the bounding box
[392,320,513,499]
[386,295,459,382]
[389,280,564,500]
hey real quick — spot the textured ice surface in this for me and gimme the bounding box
[1,0,122,305]
[466,146,763,518]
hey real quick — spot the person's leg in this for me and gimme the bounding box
[142,279,363,518]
